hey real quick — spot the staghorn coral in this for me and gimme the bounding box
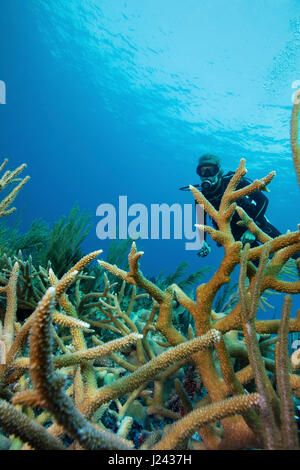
[0,159,30,220]
[0,211,296,449]
[38,205,92,277]
[291,88,300,188]
[0,249,223,449]
[151,393,260,450]
[0,106,300,450]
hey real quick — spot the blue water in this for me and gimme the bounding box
[1,0,300,316]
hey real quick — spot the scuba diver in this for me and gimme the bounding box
[180,154,292,258]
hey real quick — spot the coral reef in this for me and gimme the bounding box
[0,159,29,221]
[0,95,299,450]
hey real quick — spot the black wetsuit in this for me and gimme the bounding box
[201,171,281,246]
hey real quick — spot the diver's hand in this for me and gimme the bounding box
[197,241,211,257]
[240,229,256,245]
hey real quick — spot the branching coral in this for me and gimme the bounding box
[0,247,223,450]
[151,393,260,450]
[239,243,298,449]
[0,205,92,280]
[0,105,299,451]
[95,159,300,449]
[13,282,136,450]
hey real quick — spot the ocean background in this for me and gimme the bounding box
[1,0,300,318]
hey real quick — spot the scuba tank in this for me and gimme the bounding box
[179,184,202,191]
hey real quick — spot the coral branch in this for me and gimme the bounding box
[239,244,281,449]
[81,329,221,417]
[276,295,299,449]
